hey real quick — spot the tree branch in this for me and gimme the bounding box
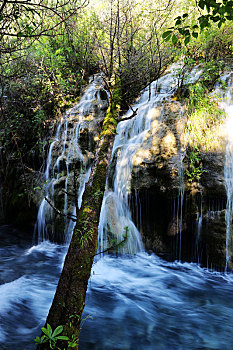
[94,234,128,257]
[45,197,77,222]
[117,107,138,122]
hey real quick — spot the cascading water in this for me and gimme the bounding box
[34,74,108,244]
[217,72,233,270]
[98,64,202,256]
[196,192,203,264]
[98,66,181,254]
[2,65,233,350]
[177,149,185,260]
[78,68,233,350]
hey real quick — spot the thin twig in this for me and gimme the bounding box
[94,235,128,257]
[45,197,77,222]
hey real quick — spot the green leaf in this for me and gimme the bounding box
[47,323,53,336]
[219,6,226,15]
[192,32,198,38]
[184,29,190,36]
[42,325,52,337]
[175,18,182,26]
[34,186,41,190]
[199,16,209,29]
[52,325,63,338]
[210,0,220,8]
[162,30,172,38]
[34,336,42,344]
[172,34,178,45]
[41,327,49,337]
[165,34,172,42]
[34,335,47,344]
[184,36,190,45]
[56,336,70,340]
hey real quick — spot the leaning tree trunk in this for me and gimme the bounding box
[37,102,118,349]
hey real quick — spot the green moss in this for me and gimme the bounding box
[101,83,121,137]
[101,105,118,136]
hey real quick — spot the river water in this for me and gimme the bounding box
[1,225,233,349]
[0,225,66,349]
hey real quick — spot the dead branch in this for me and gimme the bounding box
[117,107,138,122]
[45,197,77,222]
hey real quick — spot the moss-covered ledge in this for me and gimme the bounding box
[37,100,118,350]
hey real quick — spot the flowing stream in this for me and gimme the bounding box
[1,67,233,349]
[2,226,233,349]
[79,253,233,350]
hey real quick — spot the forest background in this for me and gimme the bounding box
[0,0,233,236]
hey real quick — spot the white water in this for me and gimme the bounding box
[0,76,110,349]
[196,192,203,263]
[0,226,66,349]
[98,66,179,254]
[215,72,233,269]
[34,75,107,243]
[98,64,203,256]
[2,225,233,349]
[178,151,185,261]
[80,252,233,350]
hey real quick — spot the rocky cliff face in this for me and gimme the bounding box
[130,95,229,269]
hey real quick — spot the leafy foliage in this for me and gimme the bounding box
[185,146,206,183]
[184,77,226,151]
[163,0,233,44]
[34,323,78,349]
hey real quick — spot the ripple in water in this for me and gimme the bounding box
[1,235,233,349]
[0,225,67,349]
[79,253,233,350]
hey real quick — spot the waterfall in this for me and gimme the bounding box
[196,192,203,264]
[98,64,204,255]
[98,65,183,254]
[34,74,108,243]
[177,149,185,261]
[220,72,233,270]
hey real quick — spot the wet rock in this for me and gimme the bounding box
[131,101,185,196]
[130,99,228,269]
[53,176,67,190]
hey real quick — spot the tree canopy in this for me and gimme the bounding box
[163,0,233,44]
